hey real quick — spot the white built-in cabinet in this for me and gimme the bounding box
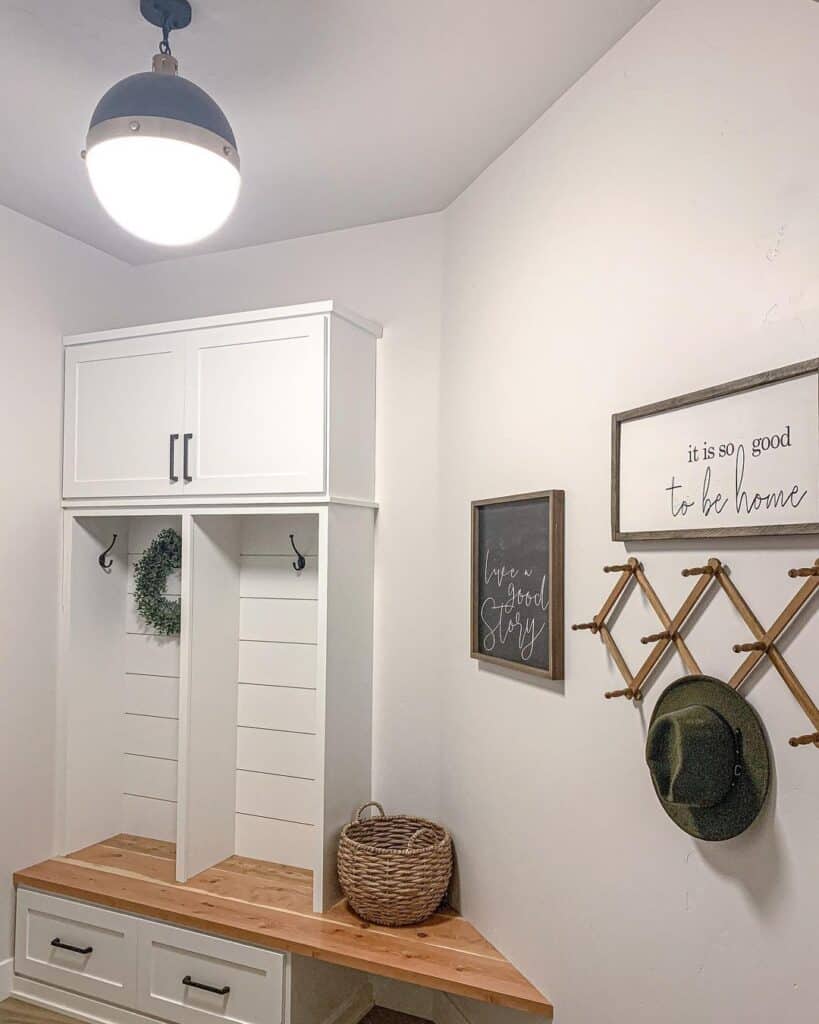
[63,302,380,502]
[55,301,380,917]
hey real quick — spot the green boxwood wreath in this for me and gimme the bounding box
[134,528,182,636]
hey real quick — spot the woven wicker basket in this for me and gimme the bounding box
[337,802,453,927]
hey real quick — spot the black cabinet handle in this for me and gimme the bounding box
[182,975,230,996]
[169,433,179,483]
[183,433,193,483]
[51,937,93,955]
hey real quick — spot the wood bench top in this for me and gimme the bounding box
[14,836,552,1018]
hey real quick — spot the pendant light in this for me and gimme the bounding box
[83,0,240,246]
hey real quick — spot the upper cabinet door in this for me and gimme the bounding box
[64,336,186,498]
[182,316,327,496]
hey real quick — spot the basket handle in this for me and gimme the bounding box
[407,827,438,849]
[354,801,385,823]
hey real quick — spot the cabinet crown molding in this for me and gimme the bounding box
[64,300,382,347]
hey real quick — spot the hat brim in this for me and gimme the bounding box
[647,676,770,841]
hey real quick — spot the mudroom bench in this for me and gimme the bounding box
[13,836,552,1023]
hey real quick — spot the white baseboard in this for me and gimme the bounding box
[12,976,156,1024]
[12,974,373,1024]
[320,983,373,1024]
[0,958,13,1001]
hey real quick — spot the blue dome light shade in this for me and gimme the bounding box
[84,2,240,247]
[89,71,237,152]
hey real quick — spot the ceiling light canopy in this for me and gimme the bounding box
[83,0,240,247]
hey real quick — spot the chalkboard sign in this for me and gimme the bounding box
[471,490,564,680]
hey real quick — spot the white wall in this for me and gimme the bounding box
[0,205,131,965]
[130,214,444,821]
[439,1,819,1021]
[5,1,819,1017]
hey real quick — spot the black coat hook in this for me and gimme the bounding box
[289,533,306,572]
[99,533,118,571]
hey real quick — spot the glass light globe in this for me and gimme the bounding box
[85,53,240,247]
[86,134,240,246]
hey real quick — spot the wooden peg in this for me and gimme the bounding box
[634,566,700,674]
[641,630,671,645]
[788,565,819,578]
[604,687,641,701]
[789,732,819,748]
[603,562,635,574]
[572,621,599,634]
[681,558,721,578]
[732,640,767,653]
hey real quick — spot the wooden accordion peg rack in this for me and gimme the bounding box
[572,557,819,749]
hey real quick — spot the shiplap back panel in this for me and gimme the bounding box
[238,641,317,687]
[234,514,320,869]
[237,685,316,733]
[123,517,181,843]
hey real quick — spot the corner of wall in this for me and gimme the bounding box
[0,956,13,1000]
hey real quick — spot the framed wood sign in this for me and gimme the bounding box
[612,359,819,541]
[471,490,564,680]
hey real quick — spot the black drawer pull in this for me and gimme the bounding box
[182,975,230,996]
[51,937,93,955]
[169,433,179,483]
[182,433,193,482]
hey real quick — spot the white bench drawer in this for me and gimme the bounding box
[15,889,138,1006]
[137,920,285,1024]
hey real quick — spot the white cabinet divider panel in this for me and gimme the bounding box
[177,516,240,882]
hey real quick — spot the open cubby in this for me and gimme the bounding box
[59,514,183,857]
[58,506,374,912]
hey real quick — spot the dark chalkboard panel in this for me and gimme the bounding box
[471,490,564,680]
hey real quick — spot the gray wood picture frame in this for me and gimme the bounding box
[611,358,819,541]
[470,490,565,680]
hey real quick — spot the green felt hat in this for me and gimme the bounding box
[645,675,770,841]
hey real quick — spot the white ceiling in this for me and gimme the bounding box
[2,1,658,264]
